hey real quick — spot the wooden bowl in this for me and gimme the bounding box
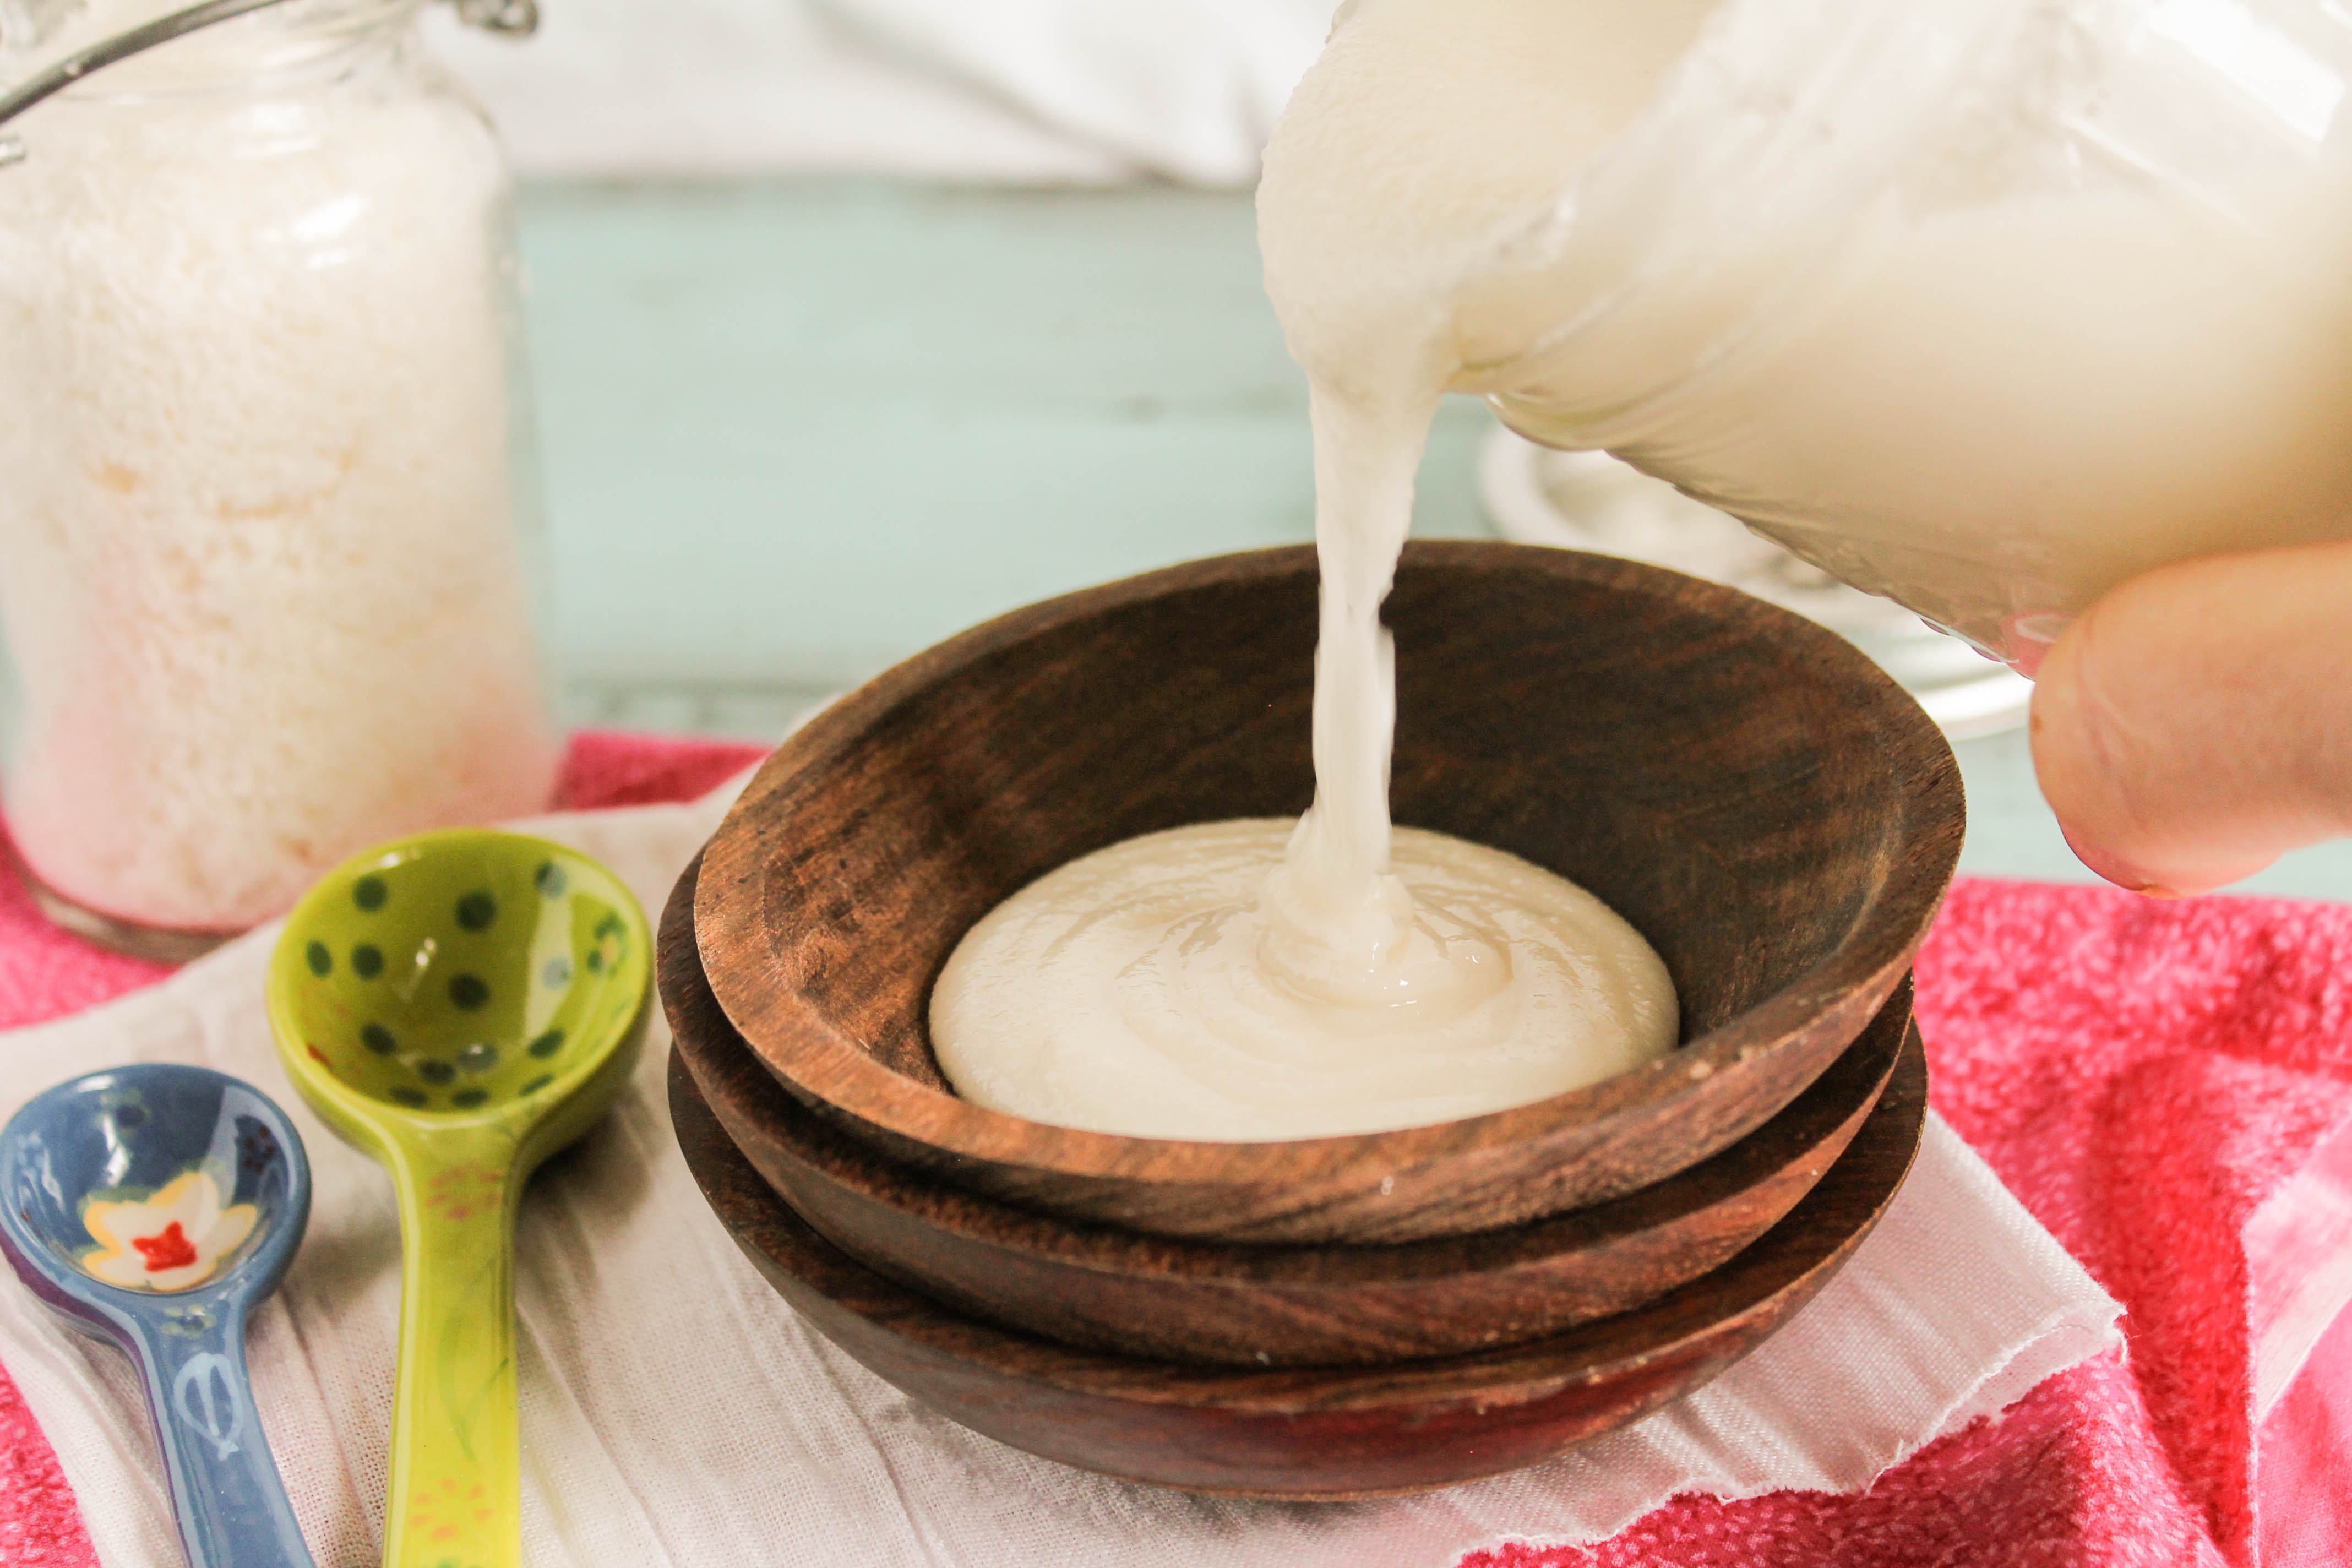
[665,848,1915,1368]
[670,1024,1929,1499]
[697,542,1962,1243]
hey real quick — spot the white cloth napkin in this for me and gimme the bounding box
[420,0,1329,183]
[0,781,2121,1568]
[803,0,1327,183]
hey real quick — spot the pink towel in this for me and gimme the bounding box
[1463,881,2352,1568]
[3,734,2349,1566]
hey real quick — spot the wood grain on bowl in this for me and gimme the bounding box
[668,1025,1929,1499]
[696,542,1962,1243]
[664,849,1914,1367]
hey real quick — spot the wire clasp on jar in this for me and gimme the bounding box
[0,0,539,167]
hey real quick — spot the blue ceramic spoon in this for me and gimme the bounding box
[0,1065,317,1568]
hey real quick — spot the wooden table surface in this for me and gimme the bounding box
[518,177,2352,903]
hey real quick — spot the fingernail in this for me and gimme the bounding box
[2057,824,2176,897]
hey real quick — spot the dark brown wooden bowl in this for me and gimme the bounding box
[671,1023,1929,1499]
[665,848,1914,1368]
[697,542,1962,1244]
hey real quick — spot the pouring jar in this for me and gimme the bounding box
[0,0,559,957]
[1459,0,2352,672]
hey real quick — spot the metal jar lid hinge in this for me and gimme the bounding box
[0,0,538,166]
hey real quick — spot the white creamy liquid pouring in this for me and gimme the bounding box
[946,0,2352,1133]
[932,0,1705,1141]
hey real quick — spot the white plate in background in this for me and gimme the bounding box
[1478,427,2033,741]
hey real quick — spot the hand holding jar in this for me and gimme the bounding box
[2032,540,2352,896]
[1271,0,2352,892]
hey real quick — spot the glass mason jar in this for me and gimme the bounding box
[1460,0,2352,672]
[0,0,559,957]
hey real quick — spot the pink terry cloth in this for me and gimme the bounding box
[1460,880,2352,1568]
[2,737,2350,1566]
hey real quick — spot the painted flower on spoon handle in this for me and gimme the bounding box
[386,1133,522,1568]
[129,1303,320,1568]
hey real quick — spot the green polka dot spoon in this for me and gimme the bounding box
[265,829,650,1568]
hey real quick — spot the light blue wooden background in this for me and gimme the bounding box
[519,179,2352,902]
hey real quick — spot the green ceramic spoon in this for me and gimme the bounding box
[265,829,650,1568]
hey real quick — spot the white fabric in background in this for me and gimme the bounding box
[805,0,1326,184]
[0,782,2121,1568]
[423,0,1331,183]
[420,0,1131,182]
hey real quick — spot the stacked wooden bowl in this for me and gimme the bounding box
[667,542,1963,1499]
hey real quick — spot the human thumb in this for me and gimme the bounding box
[2029,537,2352,897]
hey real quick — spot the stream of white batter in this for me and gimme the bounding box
[930,0,1702,1140]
